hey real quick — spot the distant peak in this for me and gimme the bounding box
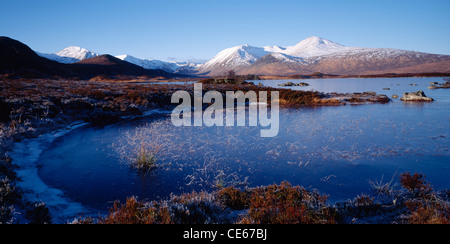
[279,37,346,58]
[57,46,91,53]
[296,36,340,46]
[50,46,100,63]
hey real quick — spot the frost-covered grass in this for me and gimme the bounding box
[0,175,52,224]
[399,172,449,224]
[335,172,449,224]
[0,177,15,224]
[237,182,336,224]
[73,191,232,224]
[133,146,158,171]
[73,172,449,224]
[113,124,170,172]
[73,182,334,224]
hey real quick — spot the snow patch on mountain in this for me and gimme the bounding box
[263,45,287,53]
[37,46,100,64]
[282,36,346,58]
[267,52,304,63]
[199,44,271,74]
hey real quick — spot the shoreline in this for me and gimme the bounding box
[256,72,450,81]
[2,72,450,84]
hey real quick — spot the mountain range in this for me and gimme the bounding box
[36,47,201,75]
[2,36,450,79]
[0,36,175,80]
[198,37,450,76]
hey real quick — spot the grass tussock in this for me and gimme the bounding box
[100,197,172,224]
[132,144,159,171]
[400,172,449,224]
[217,186,250,210]
[336,172,449,224]
[114,125,168,172]
[239,182,336,224]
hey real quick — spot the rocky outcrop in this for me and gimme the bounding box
[279,82,310,87]
[400,91,434,102]
[428,81,450,90]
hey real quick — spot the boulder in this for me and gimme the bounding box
[400,91,434,102]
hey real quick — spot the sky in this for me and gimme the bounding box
[1,0,449,61]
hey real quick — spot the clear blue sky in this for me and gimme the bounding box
[1,0,449,61]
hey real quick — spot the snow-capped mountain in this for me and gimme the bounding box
[37,47,200,75]
[115,55,200,74]
[35,36,450,76]
[198,36,353,75]
[282,36,346,58]
[116,55,180,72]
[37,46,100,64]
[198,45,271,74]
[199,36,450,76]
